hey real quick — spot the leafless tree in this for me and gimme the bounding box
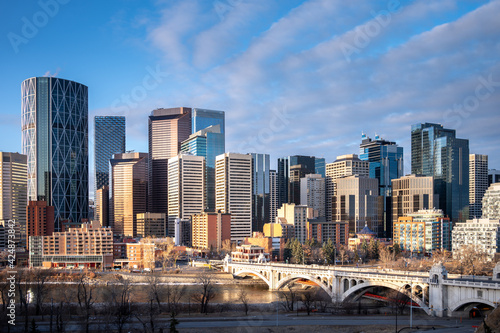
[220,239,234,256]
[0,271,9,312]
[32,268,51,317]
[15,269,31,332]
[379,244,394,268]
[388,289,410,315]
[338,245,349,265]
[279,285,298,311]
[191,271,217,314]
[77,274,96,333]
[164,277,187,313]
[238,287,249,315]
[301,289,315,315]
[314,289,332,313]
[109,279,133,333]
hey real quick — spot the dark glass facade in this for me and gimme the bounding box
[359,134,403,237]
[94,116,125,194]
[22,77,88,231]
[277,155,320,207]
[411,123,469,221]
[250,153,270,232]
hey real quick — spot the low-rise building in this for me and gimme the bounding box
[231,244,270,263]
[307,218,348,245]
[113,241,155,270]
[452,218,500,259]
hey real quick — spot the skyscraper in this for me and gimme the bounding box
[110,152,148,237]
[411,123,469,221]
[215,153,252,242]
[148,107,191,214]
[359,134,403,237]
[94,116,125,194]
[250,153,271,233]
[269,170,277,224]
[192,108,225,135]
[0,152,27,248]
[392,174,434,225]
[469,154,488,219]
[167,153,205,236]
[22,77,88,230]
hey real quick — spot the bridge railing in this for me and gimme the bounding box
[443,279,500,289]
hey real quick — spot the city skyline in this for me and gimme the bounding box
[1,1,499,181]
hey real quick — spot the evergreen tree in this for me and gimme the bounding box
[322,239,336,265]
[169,312,179,333]
[291,239,304,264]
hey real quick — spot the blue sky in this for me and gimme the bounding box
[1,0,499,183]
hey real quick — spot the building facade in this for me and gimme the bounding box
[359,134,404,238]
[94,116,125,195]
[392,174,434,225]
[216,153,252,242]
[136,212,166,238]
[110,152,148,237]
[452,218,500,259]
[300,173,326,218]
[22,77,88,230]
[269,170,277,224]
[250,153,271,233]
[148,107,191,215]
[167,153,205,236]
[95,185,109,227]
[488,169,500,186]
[0,152,27,248]
[276,203,317,244]
[482,183,500,220]
[26,201,54,238]
[307,218,348,245]
[411,123,469,221]
[393,209,452,254]
[469,154,488,219]
[191,212,231,250]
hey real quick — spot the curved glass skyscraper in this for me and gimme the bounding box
[22,77,88,231]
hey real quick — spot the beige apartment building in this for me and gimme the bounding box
[276,203,317,244]
[168,153,205,236]
[95,185,109,227]
[191,212,231,250]
[110,152,148,237]
[216,153,252,242]
[392,174,434,224]
[325,154,369,221]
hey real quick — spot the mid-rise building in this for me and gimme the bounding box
[94,116,126,195]
[250,153,271,232]
[325,154,369,222]
[469,154,488,219]
[216,153,252,242]
[148,107,191,215]
[26,201,54,238]
[332,175,382,235]
[392,175,434,224]
[359,134,404,237]
[22,77,88,230]
[167,153,205,236]
[307,218,348,245]
[113,241,155,270]
[488,169,500,186]
[0,152,27,248]
[191,212,231,251]
[136,212,166,238]
[29,222,114,268]
[411,123,469,221]
[393,209,452,254]
[174,218,192,247]
[110,152,148,237]
[95,185,109,227]
[452,218,500,259]
[276,203,317,244]
[482,183,500,220]
[300,174,326,218]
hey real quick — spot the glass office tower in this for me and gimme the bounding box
[94,116,125,193]
[22,77,88,231]
[250,153,270,232]
[359,134,403,237]
[411,123,469,222]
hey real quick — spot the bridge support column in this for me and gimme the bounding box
[429,264,449,317]
[269,269,277,290]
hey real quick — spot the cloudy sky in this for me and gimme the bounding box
[1,0,499,181]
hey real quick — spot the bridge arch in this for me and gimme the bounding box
[449,298,495,313]
[276,274,333,297]
[233,270,271,288]
[342,281,431,315]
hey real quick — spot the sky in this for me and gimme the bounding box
[1,0,499,191]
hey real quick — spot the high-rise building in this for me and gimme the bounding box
[94,116,125,195]
[489,169,500,186]
[95,186,109,227]
[411,123,469,221]
[325,154,369,222]
[359,134,403,237]
[22,77,88,230]
[0,152,27,248]
[276,203,317,244]
[392,174,434,226]
[192,108,225,134]
[216,153,252,242]
[394,209,452,254]
[277,156,324,207]
[110,153,148,237]
[482,183,500,220]
[181,124,224,211]
[269,170,277,224]
[136,212,166,238]
[167,153,205,236]
[300,174,326,218]
[250,153,271,233]
[148,107,191,215]
[469,154,488,219]
[332,175,382,235]
[191,212,231,250]
[26,201,54,238]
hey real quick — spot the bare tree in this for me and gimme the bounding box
[164,277,187,313]
[77,274,96,333]
[191,271,217,314]
[220,239,234,256]
[388,289,410,315]
[109,279,133,333]
[15,269,31,332]
[238,287,249,315]
[301,289,315,315]
[279,285,297,311]
[379,244,394,268]
[338,245,349,265]
[314,289,332,313]
[32,269,50,317]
